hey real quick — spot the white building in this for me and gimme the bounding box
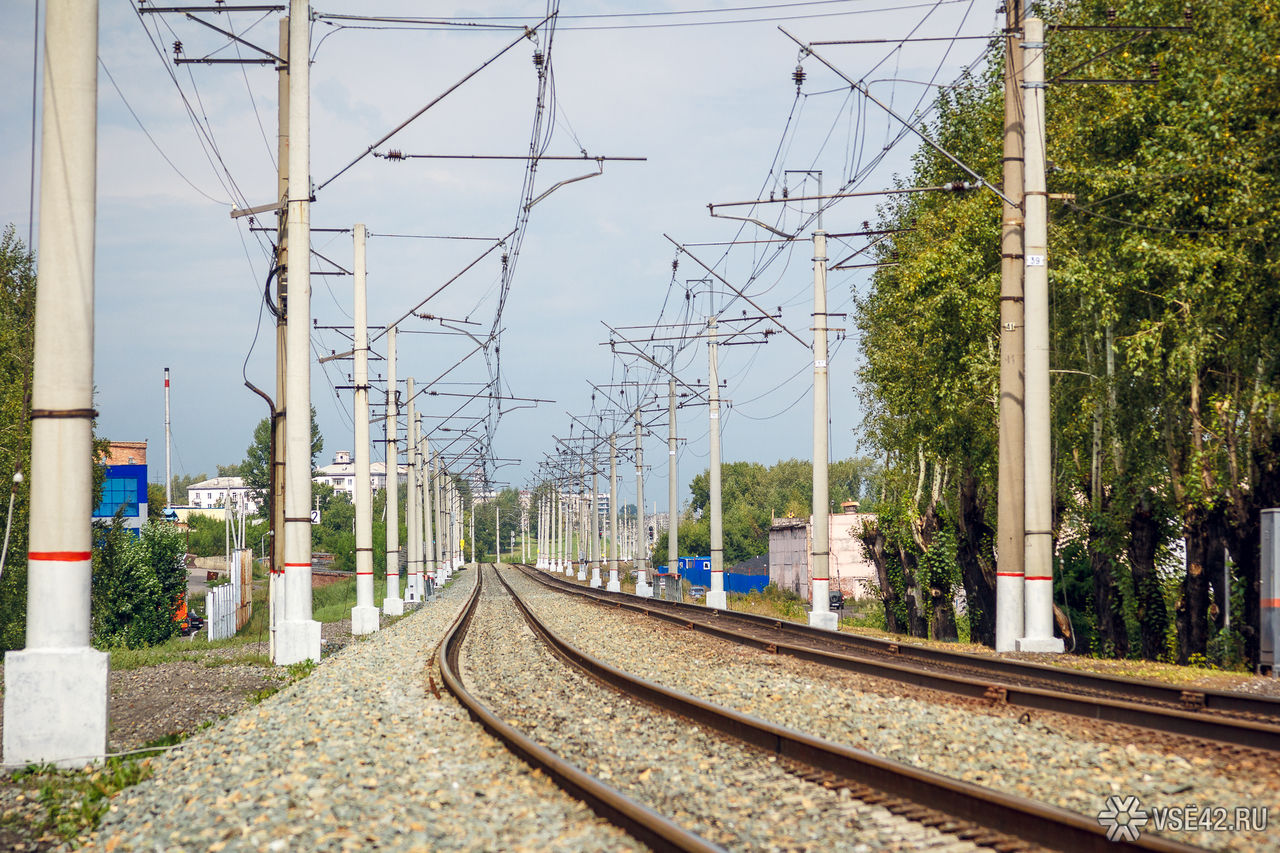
[768,508,879,601]
[187,476,259,516]
[313,450,405,500]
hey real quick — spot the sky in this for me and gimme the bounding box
[0,0,1003,512]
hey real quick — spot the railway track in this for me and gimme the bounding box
[439,564,1202,852]
[520,565,1280,753]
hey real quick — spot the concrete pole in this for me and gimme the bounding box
[667,379,678,592]
[382,328,403,615]
[350,224,378,634]
[164,368,172,507]
[996,0,1027,652]
[269,16,290,661]
[495,503,501,564]
[706,318,727,610]
[404,378,421,605]
[416,417,429,594]
[3,0,108,768]
[1018,17,1063,654]
[434,453,448,579]
[423,437,435,589]
[575,463,587,580]
[590,452,603,588]
[608,437,621,590]
[809,231,837,630]
[277,0,321,665]
[469,498,475,565]
[634,410,651,595]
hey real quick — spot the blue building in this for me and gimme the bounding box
[94,441,149,534]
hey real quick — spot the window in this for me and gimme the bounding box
[96,476,139,518]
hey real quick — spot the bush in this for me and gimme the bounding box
[90,517,184,649]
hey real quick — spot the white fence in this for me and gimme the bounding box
[208,549,251,641]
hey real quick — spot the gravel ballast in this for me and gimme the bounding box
[465,565,985,852]
[86,569,642,852]
[505,565,1278,852]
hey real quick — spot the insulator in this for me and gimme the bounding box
[672,258,679,272]
[792,64,806,91]
[533,50,545,68]
[1149,60,1160,77]
[172,39,183,55]
[1184,7,1193,24]
[501,253,509,266]
[1106,8,1117,22]
[782,186,789,199]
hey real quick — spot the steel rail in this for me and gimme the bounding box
[436,569,724,853]
[497,566,1201,853]
[518,567,1280,752]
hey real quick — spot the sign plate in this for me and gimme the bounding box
[1026,254,1047,267]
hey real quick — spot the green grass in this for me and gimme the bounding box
[310,574,389,623]
[5,733,183,846]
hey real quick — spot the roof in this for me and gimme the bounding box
[189,476,247,490]
[729,554,769,571]
[770,516,809,530]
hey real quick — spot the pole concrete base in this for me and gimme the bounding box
[351,605,380,635]
[589,567,602,588]
[705,589,727,610]
[383,596,404,616]
[576,566,587,581]
[274,619,322,665]
[606,572,620,593]
[1015,636,1065,653]
[808,609,839,631]
[3,647,108,769]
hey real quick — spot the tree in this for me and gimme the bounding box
[0,226,35,651]
[90,517,187,649]
[241,407,323,517]
[147,482,167,520]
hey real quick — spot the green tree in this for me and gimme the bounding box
[241,408,323,517]
[91,517,186,648]
[0,226,35,651]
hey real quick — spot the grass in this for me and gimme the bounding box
[311,574,389,623]
[4,733,185,846]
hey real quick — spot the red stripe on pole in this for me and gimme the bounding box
[29,551,92,562]
[283,562,312,567]
[1263,598,1280,608]
[1025,576,1054,582]
[996,572,1024,577]
[356,572,374,576]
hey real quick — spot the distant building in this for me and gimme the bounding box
[94,441,148,534]
[313,450,404,500]
[187,476,259,516]
[768,509,878,601]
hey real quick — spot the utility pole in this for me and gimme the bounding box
[607,435,621,591]
[667,378,678,597]
[270,15,289,658]
[590,452,602,587]
[1018,16,1063,654]
[996,0,1027,652]
[634,411,650,595]
[577,460,588,580]
[404,378,421,605]
[495,503,500,564]
[423,435,435,589]
[277,0,321,665]
[4,0,108,768]
[706,316,727,610]
[414,414,427,595]
[809,229,837,630]
[350,224,378,634]
[469,497,475,565]
[382,327,403,615]
[164,368,172,507]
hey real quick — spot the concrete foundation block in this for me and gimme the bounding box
[808,609,839,631]
[274,619,322,665]
[705,590,728,611]
[1015,636,1065,654]
[4,647,108,768]
[351,605,380,635]
[383,597,404,616]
